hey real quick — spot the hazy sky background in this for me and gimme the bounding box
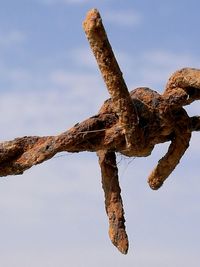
[0,1,200,266]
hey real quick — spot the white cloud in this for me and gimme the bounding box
[138,50,200,90]
[0,64,109,141]
[0,30,25,47]
[6,68,31,83]
[113,49,200,91]
[40,0,90,5]
[50,69,108,108]
[143,50,199,71]
[70,47,97,69]
[51,70,94,86]
[104,9,142,27]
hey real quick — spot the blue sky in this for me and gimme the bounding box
[0,1,200,266]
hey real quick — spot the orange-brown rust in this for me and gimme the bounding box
[0,8,200,255]
[83,9,142,151]
[97,150,128,254]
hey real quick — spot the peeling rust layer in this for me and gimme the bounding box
[1,8,200,255]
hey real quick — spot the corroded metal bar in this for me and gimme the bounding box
[97,150,129,254]
[83,9,141,150]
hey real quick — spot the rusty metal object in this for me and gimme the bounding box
[97,150,128,254]
[0,9,200,254]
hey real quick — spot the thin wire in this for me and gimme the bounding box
[78,128,106,134]
[116,153,136,179]
[52,153,73,160]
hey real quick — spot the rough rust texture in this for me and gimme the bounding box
[83,9,142,150]
[1,8,200,254]
[97,150,128,254]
